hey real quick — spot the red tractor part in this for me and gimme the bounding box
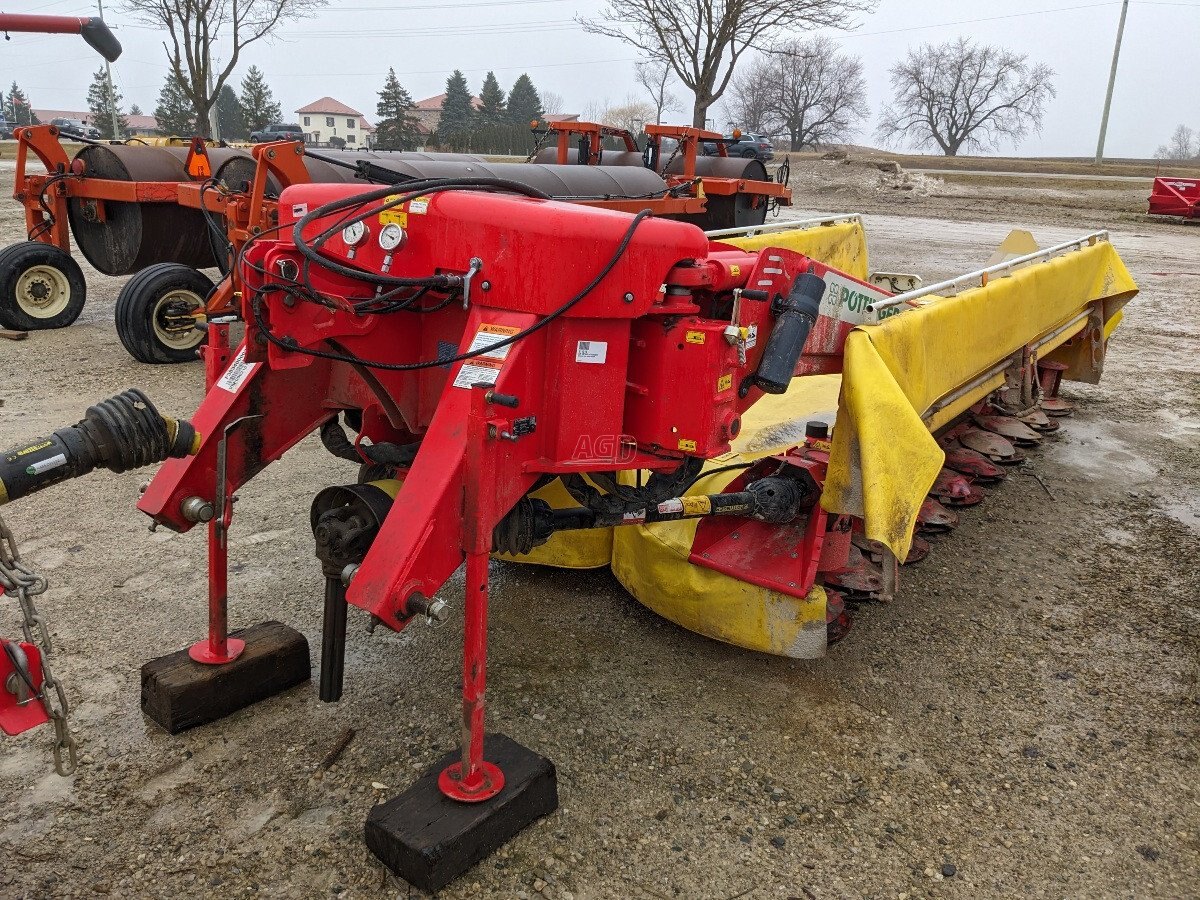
[1148,176,1200,220]
[0,14,121,61]
[130,180,874,889]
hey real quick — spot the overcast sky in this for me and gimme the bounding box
[4,0,1197,156]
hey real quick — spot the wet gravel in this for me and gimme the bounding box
[0,159,1197,898]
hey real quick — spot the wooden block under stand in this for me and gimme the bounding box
[140,620,310,734]
[366,733,558,893]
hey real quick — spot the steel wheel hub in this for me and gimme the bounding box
[16,265,70,318]
[152,290,206,350]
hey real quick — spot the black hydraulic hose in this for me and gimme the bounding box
[291,177,553,290]
[253,209,652,373]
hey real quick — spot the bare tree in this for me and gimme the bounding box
[723,60,774,134]
[877,37,1055,156]
[603,98,656,133]
[541,90,565,115]
[581,0,873,129]
[634,59,680,125]
[1154,124,1197,160]
[769,37,867,150]
[123,0,325,137]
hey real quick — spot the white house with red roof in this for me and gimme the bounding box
[296,97,374,147]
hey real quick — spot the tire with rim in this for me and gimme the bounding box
[115,263,213,364]
[0,241,87,331]
[741,148,757,158]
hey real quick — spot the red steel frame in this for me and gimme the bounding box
[135,183,869,801]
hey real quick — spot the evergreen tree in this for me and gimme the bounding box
[437,70,476,144]
[86,69,128,139]
[5,82,38,126]
[129,103,143,116]
[154,72,196,136]
[506,74,543,125]
[477,72,506,126]
[239,65,281,133]
[216,84,247,140]
[375,67,422,151]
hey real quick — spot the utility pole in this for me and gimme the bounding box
[1095,0,1129,164]
[97,0,121,139]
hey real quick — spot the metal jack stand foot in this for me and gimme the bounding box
[141,395,309,733]
[364,386,557,891]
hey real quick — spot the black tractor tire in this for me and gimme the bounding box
[115,263,213,364]
[0,241,87,331]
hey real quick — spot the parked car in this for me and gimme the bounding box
[0,118,11,140]
[699,133,775,160]
[50,117,101,139]
[726,133,775,160]
[250,123,305,143]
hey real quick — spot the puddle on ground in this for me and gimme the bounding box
[1043,419,1157,484]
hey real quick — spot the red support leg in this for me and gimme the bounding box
[188,503,245,665]
[438,385,505,802]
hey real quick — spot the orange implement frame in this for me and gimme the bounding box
[11,125,314,320]
[533,120,791,211]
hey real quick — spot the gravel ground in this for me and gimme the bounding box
[0,157,1197,899]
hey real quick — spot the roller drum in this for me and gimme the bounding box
[532,147,645,167]
[337,157,669,199]
[68,145,219,275]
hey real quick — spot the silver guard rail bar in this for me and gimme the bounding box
[705,214,864,240]
[865,230,1111,320]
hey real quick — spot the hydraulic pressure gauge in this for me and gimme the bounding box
[378,223,406,252]
[341,220,368,246]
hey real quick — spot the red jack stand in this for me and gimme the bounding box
[365,386,557,891]
[139,320,310,734]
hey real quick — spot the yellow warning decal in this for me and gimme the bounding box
[730,264,741,277]
[379,196,408,227]
[717,373,733,392]
[677,438,697,452]
[680,495,712,516]
[685,331,706,345]
[11,440,52,459]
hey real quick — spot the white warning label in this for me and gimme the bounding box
[216,347,258,393]
[452,324,521,389]
[575,340,608,364]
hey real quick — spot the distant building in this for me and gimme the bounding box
[296,97,374,147]
[33,109,162,137]
[413,94,578,136]
[413,93,480,138]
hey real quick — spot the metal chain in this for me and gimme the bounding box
[0,512,78,776]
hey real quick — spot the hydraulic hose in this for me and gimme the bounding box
[0,389,199,505]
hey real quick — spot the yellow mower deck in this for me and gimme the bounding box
[498,217,1138,658]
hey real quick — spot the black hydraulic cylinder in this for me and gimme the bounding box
[320,576,349,703]
[753,271,826,395]
[0,389,197,506]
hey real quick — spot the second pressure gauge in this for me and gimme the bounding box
[379,223,407,252]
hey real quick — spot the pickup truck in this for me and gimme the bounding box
[249,123,305,143]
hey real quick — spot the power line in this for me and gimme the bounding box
[828,2,1121,39]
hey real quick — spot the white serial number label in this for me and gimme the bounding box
[216,347,258,393]
[576,340,607,364]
